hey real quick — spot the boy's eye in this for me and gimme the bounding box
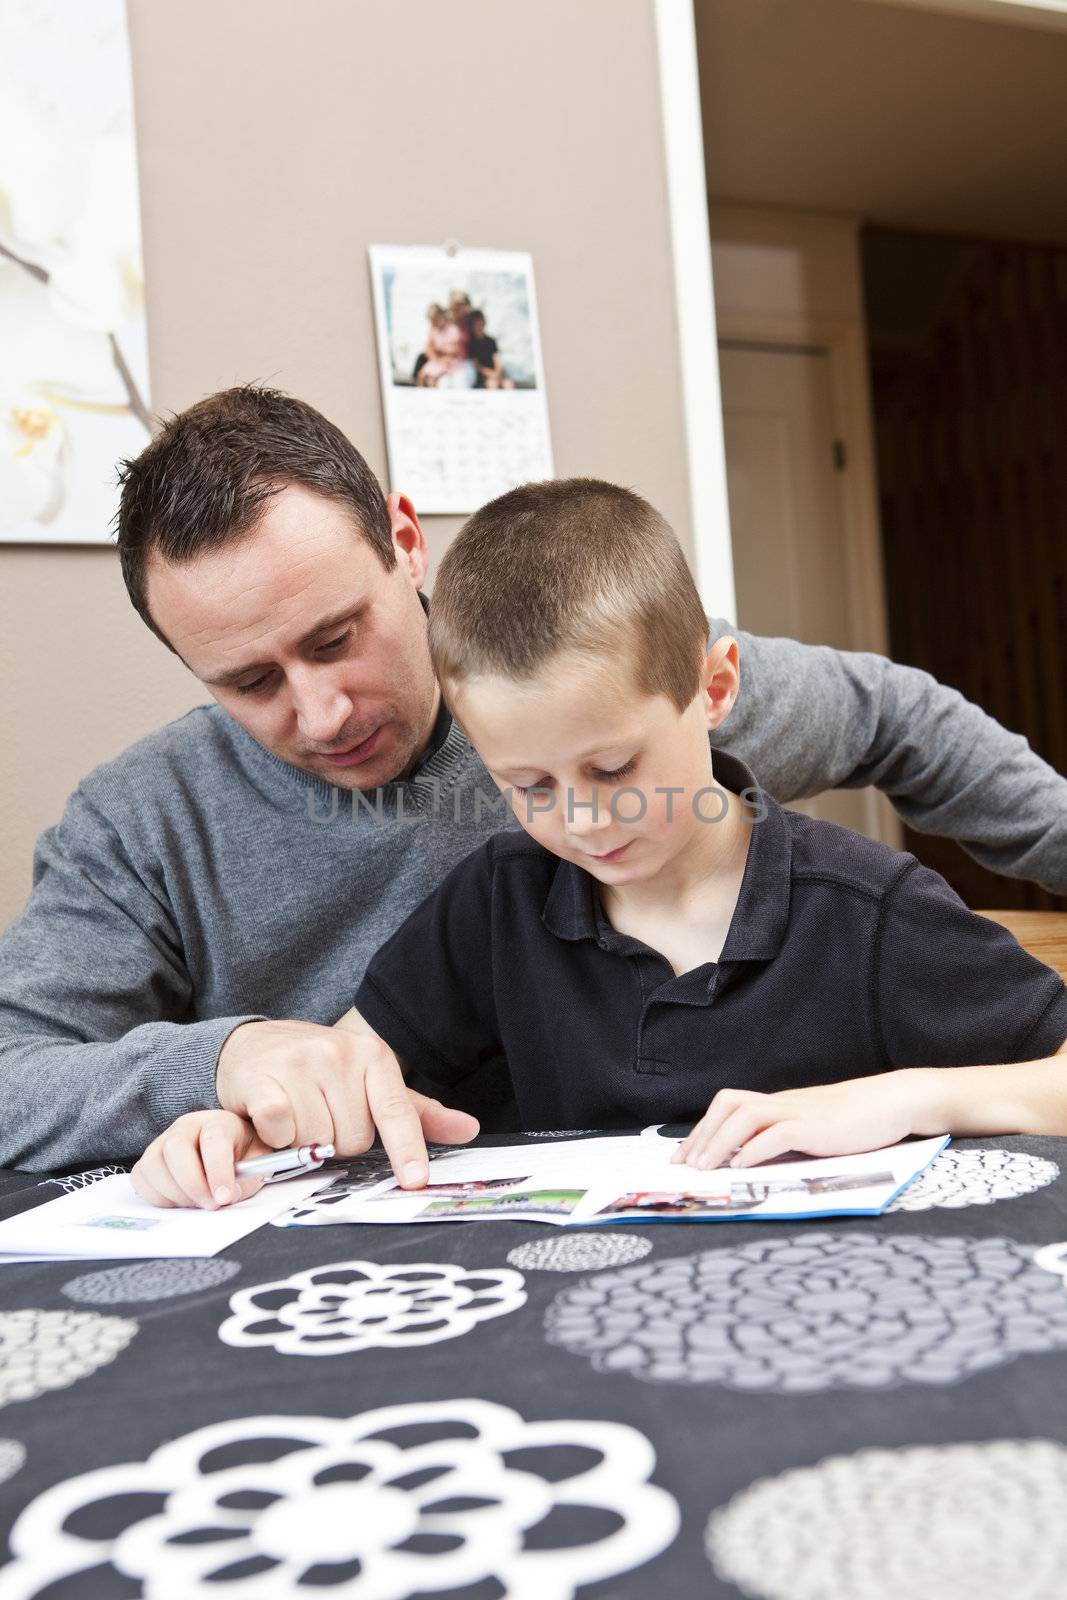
[592,758,637,783]
[512,778,553,797]
[511,758,637,796]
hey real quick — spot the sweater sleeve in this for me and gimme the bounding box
[354,842,502,1090]
[708,620,1067,894]
[0,788,260,1170]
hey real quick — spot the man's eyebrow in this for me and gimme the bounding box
[203,603,363,687]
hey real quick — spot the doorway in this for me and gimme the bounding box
[718,337,895,842]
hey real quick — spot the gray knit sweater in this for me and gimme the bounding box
[2,622,1065,1168]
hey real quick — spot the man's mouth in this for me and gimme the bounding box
[315,727,385,767]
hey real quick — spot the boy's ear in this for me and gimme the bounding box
[701,635,740,730]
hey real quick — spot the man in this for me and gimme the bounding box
[1,386,1064,1183]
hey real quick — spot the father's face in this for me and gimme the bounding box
[146,483,440,788]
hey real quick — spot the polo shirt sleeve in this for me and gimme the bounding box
[876,860,1067,1067]
[353,842,502,1089]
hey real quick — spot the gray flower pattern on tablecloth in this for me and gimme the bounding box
[63,1258,241,1305]
[707,1438,1067,1599]
[545,1233,1067,1392]
[888,1148,1059,1211]
[4,1399,679,1598]
[508,1234,654,1272]
[0,1310,137,1407]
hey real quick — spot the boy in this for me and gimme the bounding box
[132,480,1067,1208]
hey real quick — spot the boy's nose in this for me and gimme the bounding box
[564,787,615,837]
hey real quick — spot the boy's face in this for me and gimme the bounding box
[452,640,739,886]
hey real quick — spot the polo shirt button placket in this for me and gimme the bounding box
[635,995,671,1079]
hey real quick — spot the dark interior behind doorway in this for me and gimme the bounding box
[862,226,1067,911]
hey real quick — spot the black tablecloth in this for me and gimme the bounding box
[1,1133,1066,1598]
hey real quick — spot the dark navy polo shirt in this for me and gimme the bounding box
[355,750,1067,1131]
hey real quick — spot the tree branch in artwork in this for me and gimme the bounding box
[0,239,152,435]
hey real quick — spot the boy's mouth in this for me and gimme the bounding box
[589,842,632,864]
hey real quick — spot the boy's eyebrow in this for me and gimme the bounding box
[204,602,364,686]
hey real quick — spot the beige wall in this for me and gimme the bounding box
[0,0,690,931]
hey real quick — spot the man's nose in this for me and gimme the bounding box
[291,670,353,745]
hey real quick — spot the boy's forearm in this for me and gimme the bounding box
[904,1044,1067,1138]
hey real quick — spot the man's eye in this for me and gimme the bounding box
[235,674,271,696]
[317,630,350,653]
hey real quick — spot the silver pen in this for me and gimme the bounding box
[235,1143,336,1183]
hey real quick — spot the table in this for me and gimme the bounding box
[977,910,1067,981]
[1,1133,1066,1597]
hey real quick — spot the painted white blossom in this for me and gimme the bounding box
[0,0,151,541]
[0,0,145,335]
[0,396,67,527]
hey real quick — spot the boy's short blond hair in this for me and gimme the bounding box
[428,479,709,712]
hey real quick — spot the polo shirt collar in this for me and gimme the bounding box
[541,746,792,964]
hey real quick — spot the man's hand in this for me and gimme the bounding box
[216,1019,479,1187]
[673,1070,934,1171]
[131,1109,273,1208]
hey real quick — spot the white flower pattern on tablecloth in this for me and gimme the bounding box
[0,1309,137,1407]
[888,1148,1058,1211]
[219,1260,526,1354]
[0,1436,26,1484]
[37,1164,126,1193]
[507,1234,653,1272]
[63,1258,241,1305]
[1032,1240,1067,1279]
[706,1438,1067,1600]
[4,1399,679,1598]
[545,1233,1067,1392]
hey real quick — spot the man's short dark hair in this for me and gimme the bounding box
[115,386,394,648]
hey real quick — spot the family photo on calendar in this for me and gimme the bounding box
[373,254,542,392]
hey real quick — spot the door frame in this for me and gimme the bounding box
[653,0,736,621]
[716,306,902,848]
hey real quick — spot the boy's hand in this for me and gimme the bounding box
[673,1070,933,1171]
[215,1019,479,1188]
[131,1110,274,1209]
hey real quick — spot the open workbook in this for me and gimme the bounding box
[0,1130,949,1260]
[271,1128,951,1229]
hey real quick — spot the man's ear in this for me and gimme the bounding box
[701,635,740,730]
[386,491,430,589]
